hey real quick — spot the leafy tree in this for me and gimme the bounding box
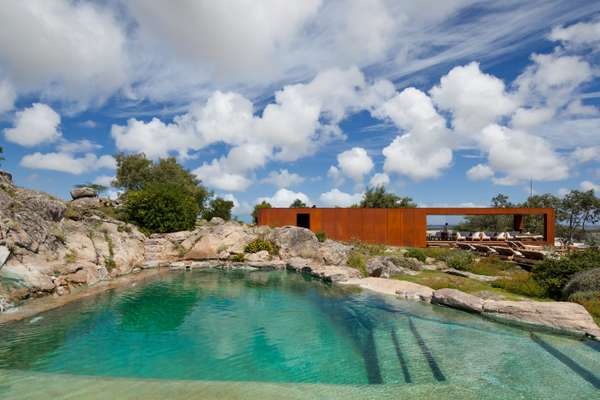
[456,193,514,232]
[124,183,199,234]
[558,190,600,242]
[75,183,108,195]
[521,193,562,235]
[202,197,234,221]
[289,198,307,208]
[114,153,210,209]
[0,145,4,167]
[354,186,416,208]
[114,153,153,191]
[252,201,272,224]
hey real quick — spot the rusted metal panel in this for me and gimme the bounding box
[257,207,555,247]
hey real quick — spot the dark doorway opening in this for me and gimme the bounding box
[296,213,310,229]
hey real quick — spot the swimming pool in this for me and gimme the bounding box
[0,269,598,399]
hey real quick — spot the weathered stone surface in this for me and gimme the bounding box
[70,187,97,200]
[210,217,225,225]
[246,250,270,262]
[0,245,9,269]
[184,223,254,260]
[286,257,360,282]
[0,263,55,291]
[366,256,421,278]
[341,277,434,302]
[432,288,484,313]
[482,300,600,338]
[319,239,351,265]
[269,226,321,260]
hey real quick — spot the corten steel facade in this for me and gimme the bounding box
[257,207,555,248]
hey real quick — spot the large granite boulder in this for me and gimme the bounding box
[184,222,255,260]
[432,288,484,313]
[366,256,421,278]
[0,262,55,291]
[482,300,600,339]
[319,239,351,265]
[70,187,97,200]
[269,226,321,260]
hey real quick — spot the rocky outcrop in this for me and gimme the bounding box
[341,277,434,302]
[430,287,600,338]
[319,239,351,265]
[366,255,421,278]
[269,226,321,260]
[482,300,600,339]
[432,288,484,313]
[0,176,146,307]
[70,187,97,200]
[285,257,361,282]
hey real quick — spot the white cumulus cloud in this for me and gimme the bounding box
[319,188,362,207]
[258,189,311,208]
[20,152,115,175]
[335,147,374,184]
[369,172,390,187]
[466,164,494,181]
[4,103,61,147]
[261,169,305,188]
[375,87,452,180]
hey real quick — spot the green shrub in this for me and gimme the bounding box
[351,241,386,256]
[420,247,454,261]
[315,231,327,242]
[104,231,116,271]
[347,251,368,277]
[244,239,275,254]
[563,268,600,298]
[117,224,132,233]
[568,291,600,323]
[532,249,600,299]
[444,251,475,270]
[405,248,426,262]
[468,257,517,276]
[491,272,546,298]
[202,197,234,221]
[124,184,199,234]
[230,253,245,262]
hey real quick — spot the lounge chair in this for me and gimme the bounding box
[471,231,490,241]
[453,231,467,241]
[494,232,513,241]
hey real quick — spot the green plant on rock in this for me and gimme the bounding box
[347,251,368,277]
[64,249,78,264]
[315,231,327,242]
[443,250,475,270]
[405,248,426,262]
[230,253,245,262]
[244,239,275,254]
[104,231,116,271]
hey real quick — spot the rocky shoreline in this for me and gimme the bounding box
[1,172,599,340]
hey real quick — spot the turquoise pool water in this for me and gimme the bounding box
[0,269,599,399]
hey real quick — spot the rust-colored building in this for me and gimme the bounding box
[257,207,555,248]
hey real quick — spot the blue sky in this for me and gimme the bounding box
[0,0,599,219]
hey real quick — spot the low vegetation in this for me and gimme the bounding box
[393,271,525,300]
[491,272,546,298]
[315,231,327,242]
[347,251,368,277]
[244,239,276,255]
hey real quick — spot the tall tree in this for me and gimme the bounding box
[0,146,4,167]
[114,153,210,209]
[202,197,234,221]
[289,198,307,208]
[559,190,600,242]
[354,186,416,208]
[252,201,272,224]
